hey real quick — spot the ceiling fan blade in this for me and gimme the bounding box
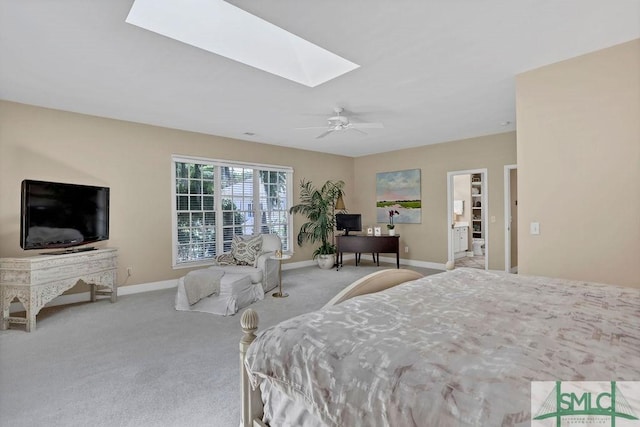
[316,130,334,139]
[298,108,383,137]
[349,128,368,136]
[349,122,384,129]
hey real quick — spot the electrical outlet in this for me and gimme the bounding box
[404,246,409,253]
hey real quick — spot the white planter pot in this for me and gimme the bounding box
[317,254,335,270]
[388,228,396,236]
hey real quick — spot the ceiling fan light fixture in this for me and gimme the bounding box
[299,107,384,138]
[328,116,349,125]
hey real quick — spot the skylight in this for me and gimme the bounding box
[126,0,360,87]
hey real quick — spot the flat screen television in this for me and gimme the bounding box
[21,180,110,250]
[335,213,362,236]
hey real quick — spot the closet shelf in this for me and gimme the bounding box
[471,173,483,240]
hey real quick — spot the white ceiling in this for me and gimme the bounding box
[1,1,638,157]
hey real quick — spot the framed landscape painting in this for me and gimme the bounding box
[376,169,421,224]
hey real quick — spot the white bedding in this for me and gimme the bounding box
[245,268,640,426]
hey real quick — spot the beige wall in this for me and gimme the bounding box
[516,39,640,287]
[0,100,515,288]
[0,101,354,288]
[3,41,636,291]
[353,132,517,270]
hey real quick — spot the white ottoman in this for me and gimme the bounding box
[175,272,263,316]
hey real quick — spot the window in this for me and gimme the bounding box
[172,155,293,267]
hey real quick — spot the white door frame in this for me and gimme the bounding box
[447,168,488,269]
[504,164,517,273]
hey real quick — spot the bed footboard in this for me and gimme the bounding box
[323,268,424,307]
[240,309,266,427]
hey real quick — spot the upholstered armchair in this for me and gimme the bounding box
[209,234,282,293]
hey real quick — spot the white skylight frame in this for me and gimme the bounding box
[126,0,360,87]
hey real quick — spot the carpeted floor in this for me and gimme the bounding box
[0,263,440,427]
[455,255,485,269]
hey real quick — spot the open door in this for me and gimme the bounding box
[447,169,488,270]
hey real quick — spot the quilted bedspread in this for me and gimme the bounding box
[245,268,640,426]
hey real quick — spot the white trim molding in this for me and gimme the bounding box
[10,279,179,314]
[9,260,443,314]
[447,168,488,270]
[504,164,517,273]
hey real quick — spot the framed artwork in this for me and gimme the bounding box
[374,226,381,236]
[367,227,373,236]
[376,169,421,224]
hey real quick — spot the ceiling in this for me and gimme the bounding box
[1,1,638,157]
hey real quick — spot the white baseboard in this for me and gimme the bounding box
[9,258,442,313]
[288,254,445,271]
[282,254,446,271]
[378,256,445,271]
[281,259,316,270]
[9,279,179,313]
[282,254,357,271]
[117,279,179,295]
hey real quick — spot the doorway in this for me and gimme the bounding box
[447,169,488,270]
[504,165,518,273]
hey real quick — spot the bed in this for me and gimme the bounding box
[238,268,640,426]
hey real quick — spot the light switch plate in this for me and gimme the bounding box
[530,222,540,235]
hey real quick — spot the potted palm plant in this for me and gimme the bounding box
[289,179,345,269]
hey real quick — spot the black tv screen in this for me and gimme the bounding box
[21,180,110,250]
[335,213,362,236]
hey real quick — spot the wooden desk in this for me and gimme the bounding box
[336,235,400,270]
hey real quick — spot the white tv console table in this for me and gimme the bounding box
[0,248,117,332]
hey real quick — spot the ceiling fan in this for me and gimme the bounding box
[297,107,384,139]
